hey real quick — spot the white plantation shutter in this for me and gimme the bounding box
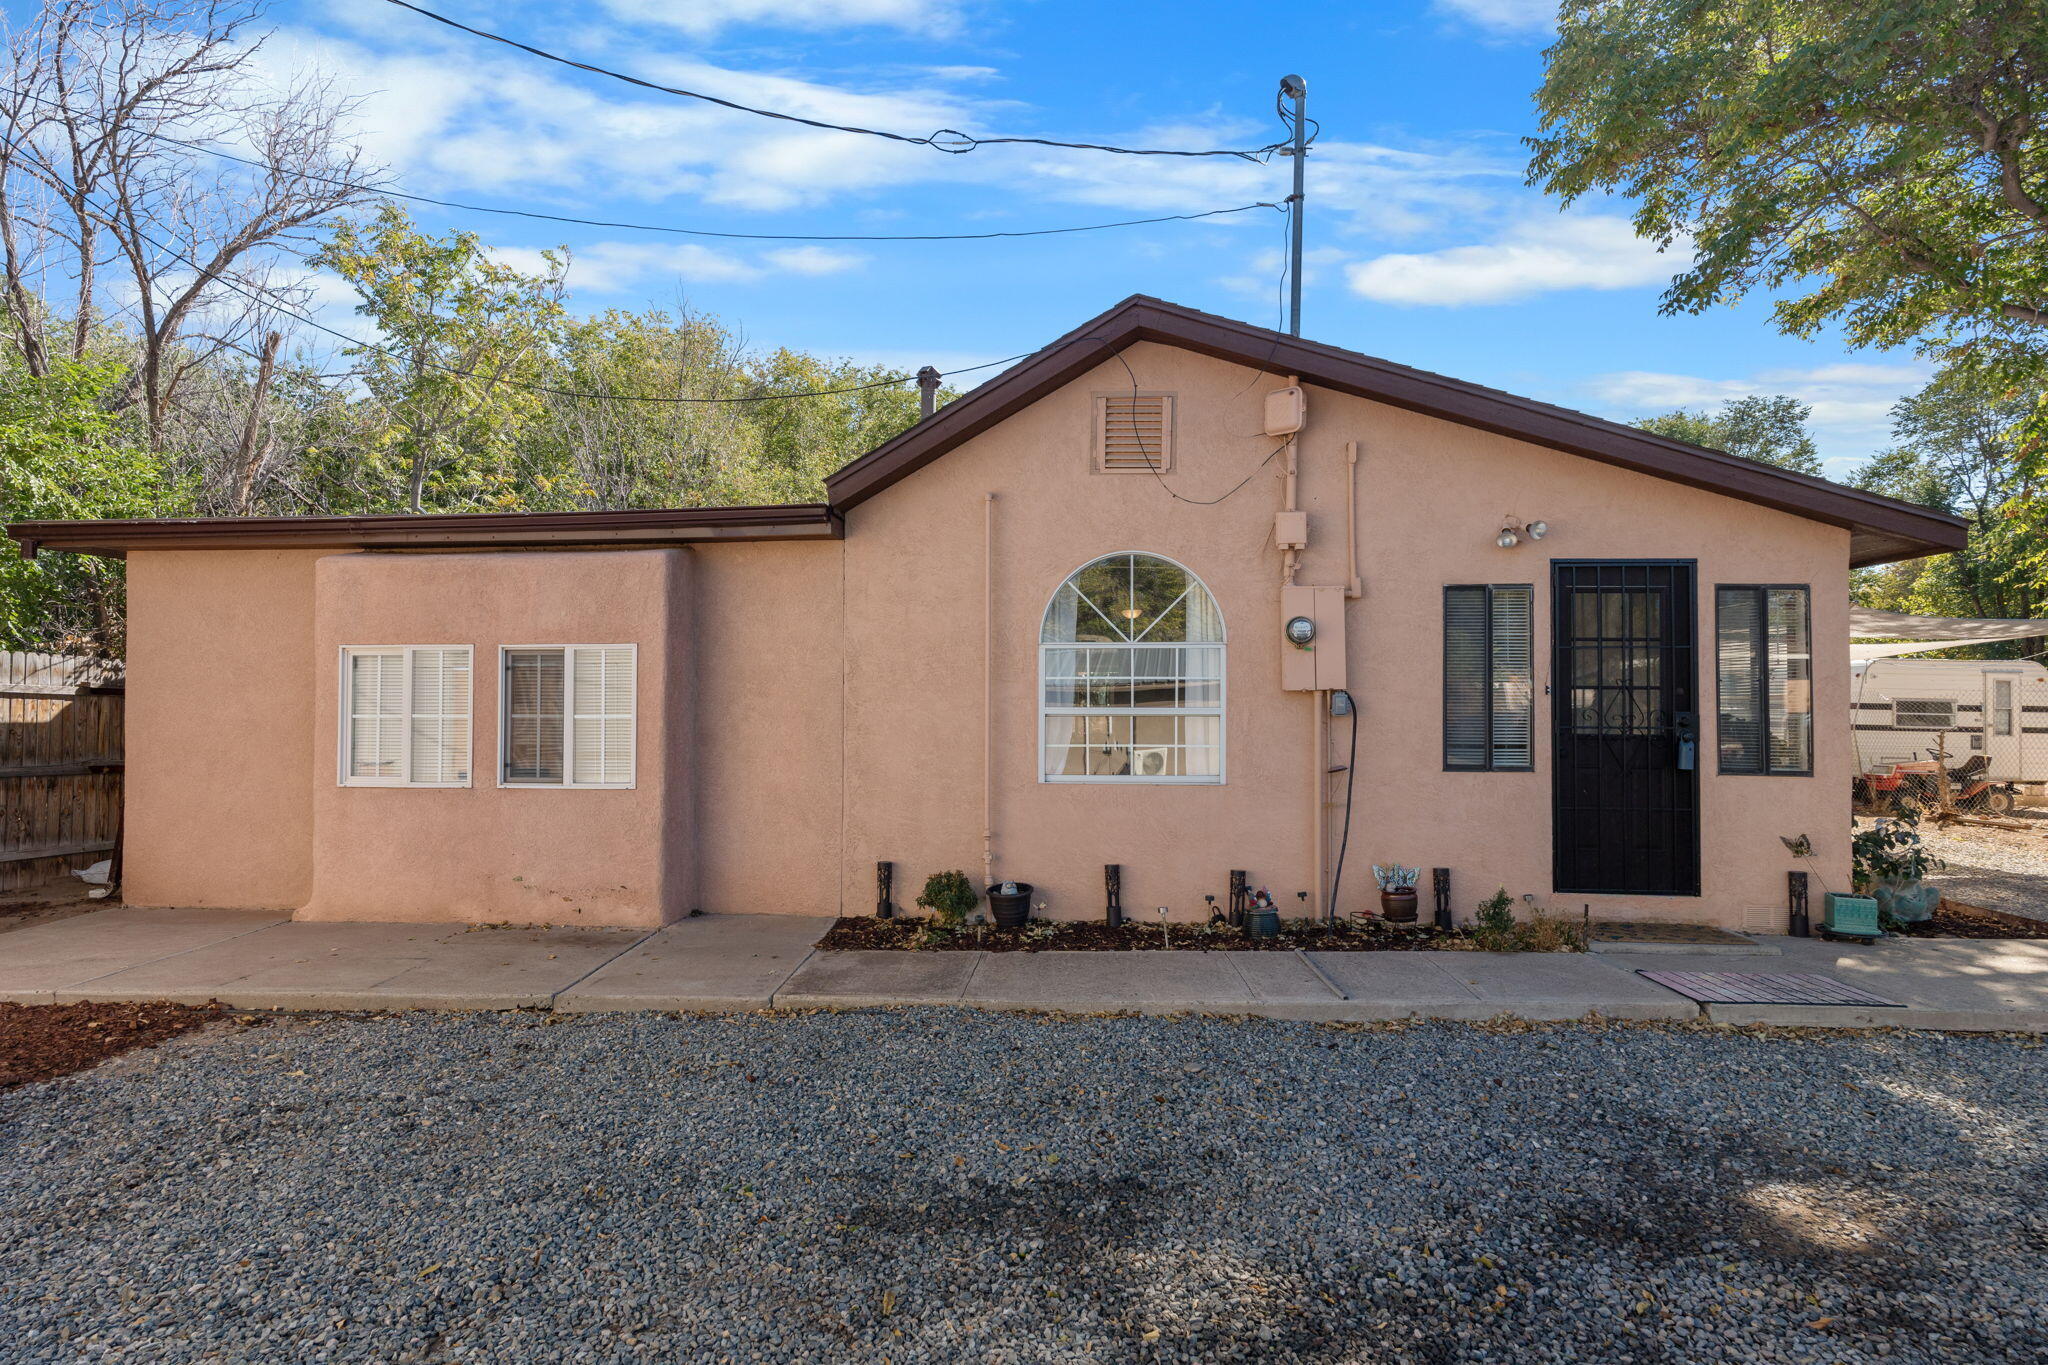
[570,646,635,786]
[347,651,405,780]
[342,647,471,785]
[408,647,472,784]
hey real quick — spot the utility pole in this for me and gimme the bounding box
[1281,73,1307,337]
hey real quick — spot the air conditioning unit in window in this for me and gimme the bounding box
[1133,747,1172,777]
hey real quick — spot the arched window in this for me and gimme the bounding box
[1040,552,1225,783]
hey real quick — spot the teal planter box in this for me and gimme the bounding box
[1824,893,1881,939]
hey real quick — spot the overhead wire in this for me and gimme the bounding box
[0,130,1042,405]
[381,0,1296,162]
[0,86,1284,242]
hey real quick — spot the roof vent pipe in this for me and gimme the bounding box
[917,366,942,420]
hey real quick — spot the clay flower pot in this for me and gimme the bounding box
[1380,887,1419,923]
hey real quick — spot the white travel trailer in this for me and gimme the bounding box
[1851,657,2048,800]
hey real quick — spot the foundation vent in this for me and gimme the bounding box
[1096,393,1174,473]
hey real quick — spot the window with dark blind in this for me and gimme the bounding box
[1443,584,1534,771]
[1715,585,1812,775]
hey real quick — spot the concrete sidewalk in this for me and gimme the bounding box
[4,907,2046,1030]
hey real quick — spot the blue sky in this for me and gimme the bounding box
[217,0,1925,472]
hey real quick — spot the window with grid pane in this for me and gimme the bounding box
[341,646,471,787]
[501,646,635,787]
[1040,553,1224,783]
[1715,585,1812,775]
[1443,585,1534,771]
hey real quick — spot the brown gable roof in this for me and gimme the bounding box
[826,295,1966,569]
[6,295,1966,567]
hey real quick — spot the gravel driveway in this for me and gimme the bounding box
[3,1011,2043,1364]
[1922,818,2048,922]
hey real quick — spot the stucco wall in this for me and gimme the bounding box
[111,339,1856,933]
[122,548,326,909]
[690,540,845,915]
[297,549,691,927]
[834,340,1850,930]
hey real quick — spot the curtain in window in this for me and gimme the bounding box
[1040,553,1225,782]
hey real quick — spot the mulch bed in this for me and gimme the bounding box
[818,915,1475,953]
[1891,899,2048,941]
[0,1001,235,1093]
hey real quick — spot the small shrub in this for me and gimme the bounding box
[1473,887,1516,950]
[916,870,979,926]
[1471,888,1586,953]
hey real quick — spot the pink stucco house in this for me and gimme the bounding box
[8,298,1965,932]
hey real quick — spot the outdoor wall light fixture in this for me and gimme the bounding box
[1285,615,1317,646]
[1495,518,1549,548]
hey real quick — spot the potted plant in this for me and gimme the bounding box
[917,870,979,928]
[984,878,1034,930]
[1374,864,1420,922]
[1853,812,1945,926]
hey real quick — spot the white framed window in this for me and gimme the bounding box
[499,645,636,788]
[1040,552,1224,784]
[1893,697,1956,731]
[339,646,472,787]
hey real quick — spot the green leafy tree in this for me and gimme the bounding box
[312,205,566,513]
[1527,2,2048,361]
[1634,394,1824,475]
[1852,367,2043,626]
[0,360,185,654]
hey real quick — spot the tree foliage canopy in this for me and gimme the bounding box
[1529,1,2048,361]
[1634,394,1824,475]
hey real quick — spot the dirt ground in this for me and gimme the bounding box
[0,881,114,935]
[818,914,1476,952]
[0,1001,237,1093]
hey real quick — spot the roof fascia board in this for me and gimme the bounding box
[8,504,842,559]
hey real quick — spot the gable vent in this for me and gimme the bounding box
[1096,393,1175,473]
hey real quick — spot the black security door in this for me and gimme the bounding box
[1552,562,1700,896]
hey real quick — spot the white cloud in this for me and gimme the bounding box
[597,0,963,39]
[1434,0,1556,34]
[493,241,866,292]
[1344,215,1675,306]
[762,246,866,275]
[1584,361,1935,472]
[1586,362,1928,431]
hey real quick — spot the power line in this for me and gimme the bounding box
[0,129,1039,406]
[1,85,1283,243]
[382,0,1294,162]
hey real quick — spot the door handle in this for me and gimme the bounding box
[1673,710,1698,771]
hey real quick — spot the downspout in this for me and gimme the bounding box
[1311,688,1325,919]
[1344,439,1362,599]
[984,492,997,890]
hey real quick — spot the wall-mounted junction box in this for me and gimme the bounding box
[1280,583,1347,692]
[1263,385,1306,437]
[1274,510,1308,551]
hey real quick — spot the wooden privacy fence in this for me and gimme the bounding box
[1,651,124,894]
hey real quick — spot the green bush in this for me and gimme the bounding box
[915,870,979,926]
[1471,888,1586,953]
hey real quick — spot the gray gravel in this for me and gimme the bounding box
[3,1011,2045,1364]
[1924,817,2048,922]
